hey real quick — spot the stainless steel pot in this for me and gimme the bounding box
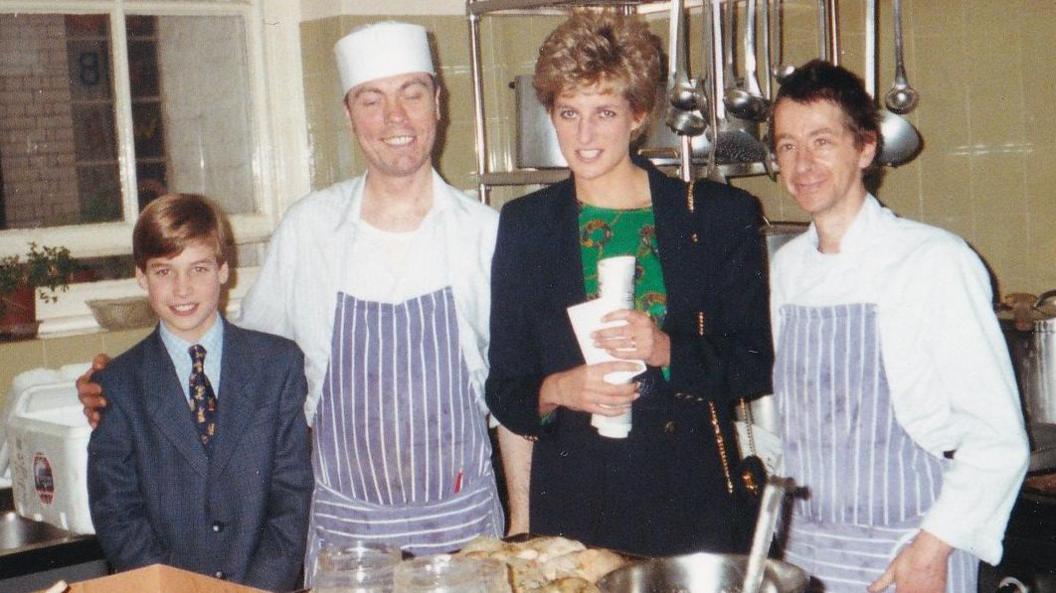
[598,553,808,593]
[998,291,1056,427]
[514,75,567,169]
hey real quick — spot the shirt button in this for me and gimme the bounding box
[214,571,225,579]
[211,521,224,533]
[664,421,677,435]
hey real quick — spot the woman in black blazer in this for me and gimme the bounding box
[486,11,773,556]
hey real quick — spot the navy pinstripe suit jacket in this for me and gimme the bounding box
[88,318,312,592]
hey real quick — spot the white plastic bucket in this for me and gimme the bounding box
[6,375,94,534]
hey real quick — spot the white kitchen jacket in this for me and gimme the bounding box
[239,169,499,425]
[770,195,1030,565]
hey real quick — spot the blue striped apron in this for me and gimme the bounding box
[774,303,977,593]
[305,287,502,579]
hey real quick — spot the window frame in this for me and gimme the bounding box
[0,0,309,334]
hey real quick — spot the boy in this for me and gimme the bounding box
[87,193,312,591]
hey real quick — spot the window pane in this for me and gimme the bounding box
[0,14,122,229]
[78,164,122,223]
[135,15,257,215]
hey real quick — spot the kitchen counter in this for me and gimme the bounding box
[0,488,108,592]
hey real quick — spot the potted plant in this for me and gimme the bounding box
[0,242,77,340]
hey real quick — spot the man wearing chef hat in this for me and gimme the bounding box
[78,21,510,575]
[238,22,506,568]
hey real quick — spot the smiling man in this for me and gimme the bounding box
[768,60,1028,593]
[236,22,506,569]
[76,21,511,581]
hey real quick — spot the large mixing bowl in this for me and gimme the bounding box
[597,553,808,593]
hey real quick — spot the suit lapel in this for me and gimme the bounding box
[542,180,588,309]
[208,320,257,478]
[143,330,210,477]
[647,166,700,327]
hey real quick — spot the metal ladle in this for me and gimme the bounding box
[668,0,704,113]
[700,0,724,183]
[667,104,707,137]
[760,0,772,100]
[769,0,795,83]
[636,0,706,178]
[665,0,706,137]
[740,476,795,593]
[724,0,770,122]
[883,0,920,114]
[866,0,921,166]
[711,0,769,165]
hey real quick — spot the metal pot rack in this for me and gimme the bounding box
[466,0,778,204]
[467,0,919,204]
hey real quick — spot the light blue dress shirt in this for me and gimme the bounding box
[159,315,224,404]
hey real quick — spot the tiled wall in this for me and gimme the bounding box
[735,0,1056,297]
[301,0,1056,296]
[0,327,152,410]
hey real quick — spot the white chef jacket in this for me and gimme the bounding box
[239,169,498,425]
[769,195,1029,565]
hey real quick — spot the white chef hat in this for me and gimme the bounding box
[334,22,435,96]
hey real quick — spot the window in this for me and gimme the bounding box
[0,0,309,333]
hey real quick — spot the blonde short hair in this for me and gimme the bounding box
[533,11,662,120]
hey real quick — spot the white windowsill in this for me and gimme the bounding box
[32,266,260,338]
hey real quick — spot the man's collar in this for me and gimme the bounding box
[806,194,881,255]
[337,167,455,229]
[158,314,224,353]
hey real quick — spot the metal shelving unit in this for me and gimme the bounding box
[466,0,772,204]
[467,0,672,203]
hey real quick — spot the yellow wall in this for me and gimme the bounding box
[3,1,1052,408]
[735,0,1056,296]
[0,327,152,410]
[301,0,1056,296]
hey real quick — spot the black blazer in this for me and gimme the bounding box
[485,162,773,555]
[88,318,313,591]
[486,162,773,437]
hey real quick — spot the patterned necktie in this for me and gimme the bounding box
[188,344,218,446]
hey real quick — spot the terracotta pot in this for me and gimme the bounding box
[0,285,40,341]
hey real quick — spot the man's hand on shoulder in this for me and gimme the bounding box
[868,530,952,593]
[77,353,111,428]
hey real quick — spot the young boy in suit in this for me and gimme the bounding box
[87,193,313,592]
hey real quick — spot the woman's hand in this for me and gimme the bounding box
[538,362,641,417]
[593,309,671,367]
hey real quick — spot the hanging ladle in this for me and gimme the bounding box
[883,0,919,114]
[701,0,724,183]
[769,0,796,86]
[740,476,795,593]
[710,0,769,165]
[725,0,770,122]
[665,0,706,136]
[866,0,921,166]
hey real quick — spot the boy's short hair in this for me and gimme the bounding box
[133,193,229,271]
